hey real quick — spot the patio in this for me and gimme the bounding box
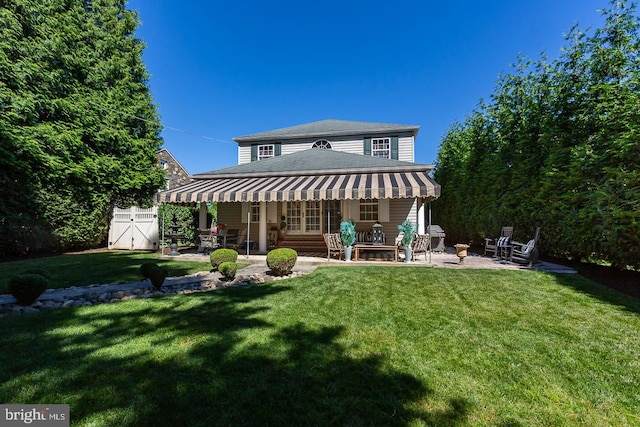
[167,245,577,274]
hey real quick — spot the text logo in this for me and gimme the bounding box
[1,405,69,426]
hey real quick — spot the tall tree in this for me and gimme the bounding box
[0,0,165,255]
[434,0,640,269]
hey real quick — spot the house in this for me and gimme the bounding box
[109,148,190,250]
[157,119,441,253]
[157,148,191,190]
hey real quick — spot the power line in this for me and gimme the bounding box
[86,100,234,145]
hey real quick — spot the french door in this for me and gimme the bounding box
[286,201,322,234]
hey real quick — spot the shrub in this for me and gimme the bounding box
[140,262,159,279]
[210,248,238,271]
[148,266,168,289]
[24,268,51,279]
[218,262,238,280]
[266,248,297,277]
[8,273,49,306]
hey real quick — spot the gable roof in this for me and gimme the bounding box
[157,148,189,175]
[233,119,420,143]
[194,148,433,178]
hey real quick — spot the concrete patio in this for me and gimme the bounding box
[167,246,577,275]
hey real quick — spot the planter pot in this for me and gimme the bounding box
[454,244,470,264]
[345,246,353,262]
[405,247,412,263]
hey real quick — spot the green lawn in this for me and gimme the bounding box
[0,251,212,293]
[1,266,639,426]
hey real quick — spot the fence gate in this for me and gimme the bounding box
[108,206,159,250]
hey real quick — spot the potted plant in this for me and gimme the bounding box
[340,219,356,261]
[397,220,416,263]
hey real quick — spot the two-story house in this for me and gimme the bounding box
[157,119,441,253]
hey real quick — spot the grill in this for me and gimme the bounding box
[427,225,446,252]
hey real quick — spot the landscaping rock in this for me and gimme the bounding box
[0,268,312,316]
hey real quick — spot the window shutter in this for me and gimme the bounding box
[241,203,249,223]
[350,199,360,221]
[250,145,257,162]
[378,199,390,222]
[391,136,399,160]
[363,137,371,156]
[274,142,281,156]
[267,202,278,223]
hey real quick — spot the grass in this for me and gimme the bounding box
[0,262,639,426]
[0,251,212,293]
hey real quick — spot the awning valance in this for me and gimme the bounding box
[157,171,440,204]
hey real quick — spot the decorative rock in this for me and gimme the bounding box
[0,268,312,317]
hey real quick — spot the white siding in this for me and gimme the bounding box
[236,131,415,164]
[397,135,414,162]
[345,198,417,237]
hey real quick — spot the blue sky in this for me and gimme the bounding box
[126,0,607,174]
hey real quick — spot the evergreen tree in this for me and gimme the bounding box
[434,0,640,268]
[0,0,165,255]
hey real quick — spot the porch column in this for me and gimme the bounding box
[417,199,425,234]
[259,201,267,254]
[199,202,208,230]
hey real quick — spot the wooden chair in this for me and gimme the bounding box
[227,229,247,250]
[484,226,514,257]
[219,228,239,248]
[323,233,343,260]
[411,234,430,261]
[510,227,541,266]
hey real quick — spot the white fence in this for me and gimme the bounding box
[108,206,159,250]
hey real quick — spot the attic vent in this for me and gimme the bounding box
[312,139,332,149]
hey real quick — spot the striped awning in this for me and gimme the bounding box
[157,171,440,204]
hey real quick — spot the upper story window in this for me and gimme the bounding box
[159,160,168,170]
[372,138,390,158]
[258,144,274,160]
[250,142,281,162]
[312,139,332,149]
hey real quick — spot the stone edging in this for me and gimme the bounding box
[0,269,311,317]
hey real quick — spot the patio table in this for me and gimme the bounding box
[354,244,398,262]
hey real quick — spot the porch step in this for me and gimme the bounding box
[277,235,327,253]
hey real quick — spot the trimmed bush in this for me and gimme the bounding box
[8,273,49,306]
[24,268,51,279]
[140,262,159,279]
[210,248,238,271]
[218,262,238,280]
[266,248,297,277]
[148,266,168,289]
